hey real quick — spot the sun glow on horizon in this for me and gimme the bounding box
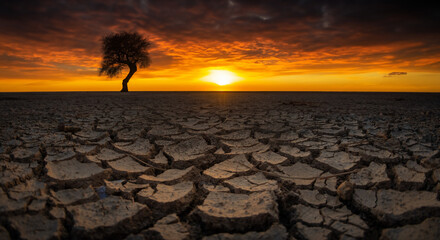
[202,70,240,86]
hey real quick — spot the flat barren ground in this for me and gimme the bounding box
[1,92,440,239]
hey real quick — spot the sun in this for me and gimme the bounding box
[203,70,239,86]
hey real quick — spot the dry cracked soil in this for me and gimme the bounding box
[0,92,440,240]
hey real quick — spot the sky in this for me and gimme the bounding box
[0,0,439,92]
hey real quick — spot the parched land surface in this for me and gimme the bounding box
[1,92,440,240]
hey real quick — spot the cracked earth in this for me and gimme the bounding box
[0,92,440,239]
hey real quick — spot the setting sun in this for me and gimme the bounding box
[203,70,240,86]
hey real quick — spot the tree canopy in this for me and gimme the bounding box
[99,31,151,77]
[99,31,151,91]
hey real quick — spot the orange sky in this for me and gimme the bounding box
[0,1,439,92]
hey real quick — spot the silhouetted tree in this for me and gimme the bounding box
[99,32,151,92]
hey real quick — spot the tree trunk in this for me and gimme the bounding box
[121,64,137,92]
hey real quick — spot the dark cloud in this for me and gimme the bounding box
[385,72,407,77]
[389,72,407,76]
[0,54,46,68]
[1,1,439,44]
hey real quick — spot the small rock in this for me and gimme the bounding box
[337,181,354,201]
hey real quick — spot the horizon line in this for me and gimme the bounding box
[1,90,439,94]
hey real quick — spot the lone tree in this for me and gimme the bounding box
[99,31,151,92]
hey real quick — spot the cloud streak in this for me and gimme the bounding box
[385,72,407,77]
